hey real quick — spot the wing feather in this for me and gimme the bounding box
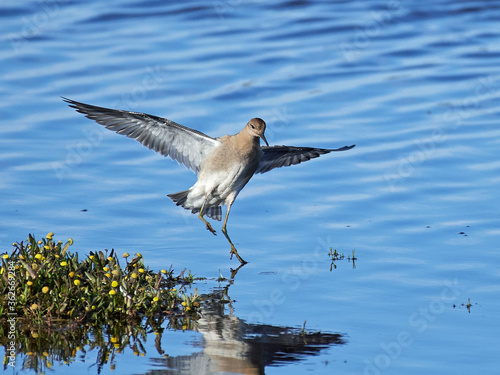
[255,144,355,174]
[63,98,220,173]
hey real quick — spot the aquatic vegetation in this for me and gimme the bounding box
[0,233,201,324]
[328,248,357,271]
[0,233,200,372]
[0,233,204,372]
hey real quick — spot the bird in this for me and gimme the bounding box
[63,98,355,263]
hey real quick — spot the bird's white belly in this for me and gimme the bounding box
[185,161,250,209]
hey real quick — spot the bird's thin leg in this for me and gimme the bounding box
[221,201,247,264]
[198,196,216,236]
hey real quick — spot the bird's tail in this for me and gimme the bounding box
[167,190,222,221]
[168,190,190,208]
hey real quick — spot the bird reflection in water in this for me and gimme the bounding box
[148,272,345,375]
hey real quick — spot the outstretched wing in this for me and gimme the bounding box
[63,98,220,173]
[255,144,355,174]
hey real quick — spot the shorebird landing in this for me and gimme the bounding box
[64,98,355,263]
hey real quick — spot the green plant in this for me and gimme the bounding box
[0,233,201,325]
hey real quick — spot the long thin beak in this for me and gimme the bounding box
[260,133,269,147]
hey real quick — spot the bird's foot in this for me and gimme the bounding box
[205,222,217,235]
[230,245,247,264]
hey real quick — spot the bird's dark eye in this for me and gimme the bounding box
[251,124,255,129]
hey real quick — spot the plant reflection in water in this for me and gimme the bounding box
[0,266,344,374]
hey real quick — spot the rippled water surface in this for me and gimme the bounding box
[2,0,500,374]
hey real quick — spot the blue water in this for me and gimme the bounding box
[2,0,500,374]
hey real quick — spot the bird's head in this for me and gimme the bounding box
[246,118,269,146]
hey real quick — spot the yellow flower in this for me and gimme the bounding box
[67,238,73,245]
[172,288,177,292]
[161,269,167,274]
[2,254,9,259]
[153,297,159,302]
[103,266,109,271]
[133,351,139,356]
[43,351,49,357]
[42,286,49,294]
[181,301,187,307]
[138,268,144,273]
[111,281,119,288]
[89,255,95,260]
[74,280,81,286]
[35,254,42,260]
[32,263,38,271]
[27,281,33,286]
[131,273,138,279]
[47,232,54,238]
[58,240,63,244]
[122,253,130,258]
[110,336,118,343]
[136,253,142,258]
[105,273,111,278]
[91,305,96,310]
[107,256,114,262]
[69,271,75,278]
[109,290,116,295]
[19,254,25,260]
[44,245,49,250]
[114,343,120,348]
[37,240,43,245]
[60,261,67,267]
[31,303,38,310]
